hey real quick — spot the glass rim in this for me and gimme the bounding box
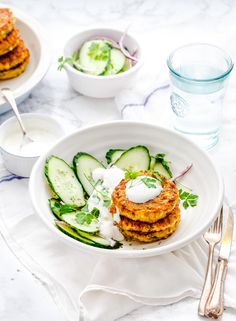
[167,43,234,82]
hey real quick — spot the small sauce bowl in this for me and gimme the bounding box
[0,113,65,177]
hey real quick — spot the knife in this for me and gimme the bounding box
[205,207,234,319]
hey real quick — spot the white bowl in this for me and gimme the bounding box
[64,28,143,98]
[29,121,223,258]
[0,5,51,114]
[0,114,65,177]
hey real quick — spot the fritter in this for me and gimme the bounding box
[112,171,179,223]
[0,39,28,71]
[118,205,180,233]
[0,8,15,42]
[0,27,20,56]
[0,52,30,80]
[120,213,180,243]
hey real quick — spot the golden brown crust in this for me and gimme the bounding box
[112,171,179,223]
[120,213,180,243]
[0,39,28,71]
[118,205,180,233]
[0,51,30,80]
[0,8,15,42]
[0,27,20,56]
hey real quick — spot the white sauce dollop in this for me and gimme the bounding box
[3,129,59,157]
[126,175,162,203]
[88,166,125,245]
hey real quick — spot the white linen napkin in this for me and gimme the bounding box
[0,165,236,321]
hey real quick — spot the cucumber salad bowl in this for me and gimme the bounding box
[29,121,223,258]
[61,28,143,98]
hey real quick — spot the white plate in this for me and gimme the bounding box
[0,6,51,114]
[29,121,224,258]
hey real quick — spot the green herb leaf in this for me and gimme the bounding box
[88,41,111,61]
[75,207,99,225]
[141,177,159,189]
[57,51,79,71]
[104,199,112,207]
[179,189,199,209]
[59,204,80,215]
[125,170,139,180]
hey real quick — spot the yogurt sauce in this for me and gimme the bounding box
[126,175,162,203]
[87,166,125,245]
[2,128,59,157]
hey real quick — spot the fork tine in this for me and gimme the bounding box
[218,207,223,233]
[213,217,219,232]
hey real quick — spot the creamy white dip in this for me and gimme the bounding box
[2,129,59,157]
[88,166,125,245]
[126,175,162,203]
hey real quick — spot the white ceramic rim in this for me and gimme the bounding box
[0,5,51,108]
[63,27,143,79]
[29,121,224,258]
[0,113,65,159]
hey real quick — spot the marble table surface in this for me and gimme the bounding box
[1,0,236,320]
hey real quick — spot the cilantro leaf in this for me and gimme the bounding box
[179,189,199,209]
[75,207,100,225]
[125,170,139,180]
[57,51,79,71]
[88,41,111,61]
[59,204,80,215]
[141,177,159,189]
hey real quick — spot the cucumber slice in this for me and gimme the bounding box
[45,156,85,207]
[105,149,124,164]
[55,221,96,246]
[114,146,151,171]
[79,40,110,76]
[153,162,172,180]
[73,152,105,196]
[55,221,121,249]
[61,212,99,234]
[49,198,61,219]
[104,48,126,75]
[150,156,156,170]
[78,230,121,249]
[119,58,132,73]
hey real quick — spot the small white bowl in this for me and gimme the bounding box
[63,28,143,98]
[0,114,65,177]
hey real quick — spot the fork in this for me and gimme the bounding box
[198,208,223,316]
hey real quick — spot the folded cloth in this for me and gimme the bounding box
[115,80,171,127]
[0,165,236,321]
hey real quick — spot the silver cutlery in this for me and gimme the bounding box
[205,207,234,319]
[1,87,34,148]
[198,208,223,316]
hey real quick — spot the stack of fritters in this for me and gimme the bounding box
[111,171,180,243]
[0,8,30,80]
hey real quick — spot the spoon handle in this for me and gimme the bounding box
[1,88,27,136]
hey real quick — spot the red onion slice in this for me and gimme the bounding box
[171,163,193,182]
[119,29,139,62]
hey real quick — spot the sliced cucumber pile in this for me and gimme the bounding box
[73,152,105,196]
[114,145,151,171]
[45,156,85,207]
[55,221,121,249]
[45,146,175,250]
[105,149,124,164]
